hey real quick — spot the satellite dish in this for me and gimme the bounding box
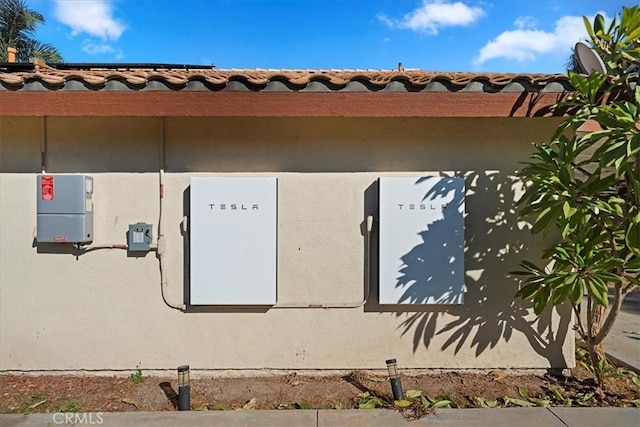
[575,42,606,75]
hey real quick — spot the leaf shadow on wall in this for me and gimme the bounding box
[365,171,572,367]
[392,177,465,305]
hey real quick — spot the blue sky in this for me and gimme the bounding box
[27,0,626,73]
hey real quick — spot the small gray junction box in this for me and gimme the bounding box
[128,223,153,252]
[36,174,94,244]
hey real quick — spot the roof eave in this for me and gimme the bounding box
[0,91,568,118]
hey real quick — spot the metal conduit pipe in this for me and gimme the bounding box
[41,116,47,173]
[80,244,128,251]
[157,118,186,311]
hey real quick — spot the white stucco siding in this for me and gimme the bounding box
[0,116,573,371]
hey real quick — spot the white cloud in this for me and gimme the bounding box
[379,0,486,35]
[514,16,537,30]
[81,40,114,55]
[54,0,125,40]
[474,13,608,65]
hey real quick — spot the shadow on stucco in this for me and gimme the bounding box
[393,177,464,305]
[508,91,568,118]
[365,171,571,367]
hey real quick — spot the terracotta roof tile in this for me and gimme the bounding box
[0,65,571,93]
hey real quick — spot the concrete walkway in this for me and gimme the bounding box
[1,408,639,426]
[604,290,640,372]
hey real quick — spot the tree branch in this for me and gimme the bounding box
[594,283,623,345]
[572,304,587,341]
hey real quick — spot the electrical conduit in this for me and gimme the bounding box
[272,215,374,309]
[157,118,186,311]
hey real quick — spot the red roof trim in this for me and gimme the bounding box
[0,91,567,118]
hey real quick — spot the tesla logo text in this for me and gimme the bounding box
[397,203,446,210]
[208,204,259,210]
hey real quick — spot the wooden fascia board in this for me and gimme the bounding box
[0,91,568,117]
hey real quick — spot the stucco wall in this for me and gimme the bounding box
[0,115,574,372]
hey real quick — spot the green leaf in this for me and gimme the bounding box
[405,390,422,399]
[516,282,541,301]
[518,388,529,399]
[571,280,585,305]
[576,392,595,406]
[551,246,572,261]
[532,206,558,235]
[626,257,640,273]
[529,398,551,407]
[472,396,488,408]
[626,223,640,257]
[394,400,412,408]
[532,285,552,315]
[588,278,609,306]
[583,16,595,40]
[358,401,378,409]
[520,260,543,274]
[121,398,139,409]
[563,201,578,219]
[629,136,639,157]
[504,397,535,407]
[552,284,572,306]
[431,400,453,409]
[551,388,569,403]
[594,13,605,34]
[561,223,573,239]
[357,392,382,409]
[420,395,430,408]
[472,396,498,408]
[28,399,47,410]
[595,272,622,283]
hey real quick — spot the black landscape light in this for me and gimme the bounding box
[386,358,404,401]
[177,365,191,411]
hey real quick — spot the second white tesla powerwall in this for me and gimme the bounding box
[378,176,465,305]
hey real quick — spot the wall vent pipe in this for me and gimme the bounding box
[41,116,47,173]
[7,47,16,63]
[157,117,185,311]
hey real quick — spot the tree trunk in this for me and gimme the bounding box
[588,303,607,390]
[592,342,606,363]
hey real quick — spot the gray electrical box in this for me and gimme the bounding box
[128,223,153,252]
[36,174,93,244]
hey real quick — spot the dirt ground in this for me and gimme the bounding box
[1,361,639,415]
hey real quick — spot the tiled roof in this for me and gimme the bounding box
[0,64,571,93]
